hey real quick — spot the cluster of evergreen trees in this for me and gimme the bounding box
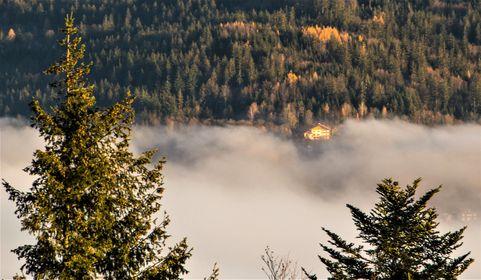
[1,0,481,132]
[3,14,474,280]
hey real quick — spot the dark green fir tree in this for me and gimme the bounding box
[3,14,191,279]
[307,178,474,280]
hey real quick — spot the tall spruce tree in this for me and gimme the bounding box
[3,14,191,279]
[308,178,473,280]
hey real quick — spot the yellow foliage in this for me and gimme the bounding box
[372,13,385,25]
[7,28,16,40]
[220,21,257,34]
[301,25,350,43]
[287,72,299,84]
[381,106,388,117]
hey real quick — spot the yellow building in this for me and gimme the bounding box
[304,123,332,140]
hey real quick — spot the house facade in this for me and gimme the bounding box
[304,123,332,140]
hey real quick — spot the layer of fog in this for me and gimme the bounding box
[1,118,480,279]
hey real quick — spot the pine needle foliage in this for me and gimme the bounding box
[3,14,191,279]
[311,178,474,280]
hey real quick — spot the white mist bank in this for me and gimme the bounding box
[1,118,480,279]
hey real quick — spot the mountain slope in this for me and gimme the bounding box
[1,0,480,130]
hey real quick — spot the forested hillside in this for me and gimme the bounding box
[1,0,481,132]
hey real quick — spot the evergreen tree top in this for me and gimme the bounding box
[312,178,474,280]
[3,14,191,279]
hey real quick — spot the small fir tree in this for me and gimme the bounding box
[3,14,191,279]
[308,178,473,280]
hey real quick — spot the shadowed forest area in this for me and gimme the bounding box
[1,0,481,135]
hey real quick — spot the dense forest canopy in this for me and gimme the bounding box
[1,0,481,132]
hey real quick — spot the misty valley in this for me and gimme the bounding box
[2,118,480,278]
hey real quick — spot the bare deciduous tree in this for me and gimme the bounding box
[204,263,220,280]
[261,246,307,280]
